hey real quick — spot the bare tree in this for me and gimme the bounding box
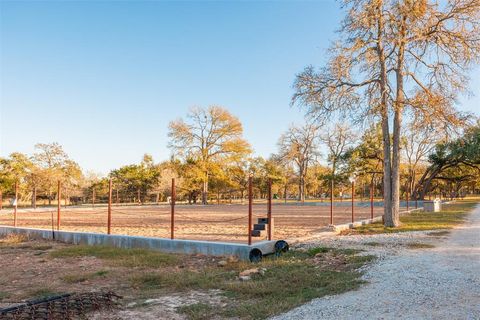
[278,122,321,202]
[402,120,444,199]
[168,106,251,204]
[293,0,480,226]
[321,122,356,177]
[321,122,356,201]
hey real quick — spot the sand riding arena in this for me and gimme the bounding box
[0,201,409,243]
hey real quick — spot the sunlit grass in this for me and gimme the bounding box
[130,247,374,319]
[342,200,477,235]
[50,245,179,268]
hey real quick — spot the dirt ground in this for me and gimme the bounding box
[0,235,225,318]
[0,202,391,243]
[0,234,371,319]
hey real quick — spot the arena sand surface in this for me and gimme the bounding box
[0,202,389,243]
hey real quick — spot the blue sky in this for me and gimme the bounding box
[0,0,478,174]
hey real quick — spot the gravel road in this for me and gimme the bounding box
[273,204,480,320]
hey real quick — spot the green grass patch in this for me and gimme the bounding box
[427,230,450,237]
[405,242,435,249]
[0,291,10,301]
[61,270,109,283]
[177,303,216,320]
[25,288,61,300]
[134,247,374,320]
[32,245,53,251]
[343,200,477,235]
[287,247,361,259]
[50,245,178,268]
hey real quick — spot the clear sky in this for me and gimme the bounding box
[0,0,478,174]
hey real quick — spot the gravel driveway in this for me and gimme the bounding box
[273,204,480,320]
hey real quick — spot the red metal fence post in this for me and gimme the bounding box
[248,176,253,245]
[267,178,272,241]
[57,180,61,230]
[14,181,18,227]
[370,178,374,220]
[171,178,175,240]
[33,186,37,209]
[330,179,334,225]
[351,180,355,223]
[406,190,409,211]
[108,179,112,234]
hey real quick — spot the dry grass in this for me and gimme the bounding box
[0,236,375,320]
[0,233,28,246]
[130,247,375,319]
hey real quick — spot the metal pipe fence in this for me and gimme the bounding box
[0,177,429,244]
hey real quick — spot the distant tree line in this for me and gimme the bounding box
[1,107,479,207]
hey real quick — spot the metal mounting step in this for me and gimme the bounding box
[258,217,270,224]
[253,223,267,231]
[251,229,266,237]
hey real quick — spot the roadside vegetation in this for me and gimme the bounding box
[342,199,478,235]
[0,236,374,319]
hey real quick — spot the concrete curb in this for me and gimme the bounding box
[0,226,282,261]
[331,208,424,232]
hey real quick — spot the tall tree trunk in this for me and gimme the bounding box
[32,186,37,209]
[298,168,305,203]
[387,13,407,227]
[375,0,394,226]
[202,172,208,205]
[414,167,432,200]
[388,108,402,227]
[419,167,443,200]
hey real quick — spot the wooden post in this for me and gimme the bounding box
[330,179,334,225]
[14,181,18,227]
[248,176,253,245]
[92,189,95,207]
[108,179,112,234]
[351,180,355,223]
[57,180,61,230]
[116,189,119,205]
[0,189,3,211]
[267,179,272,241]
[171,178,175,240]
